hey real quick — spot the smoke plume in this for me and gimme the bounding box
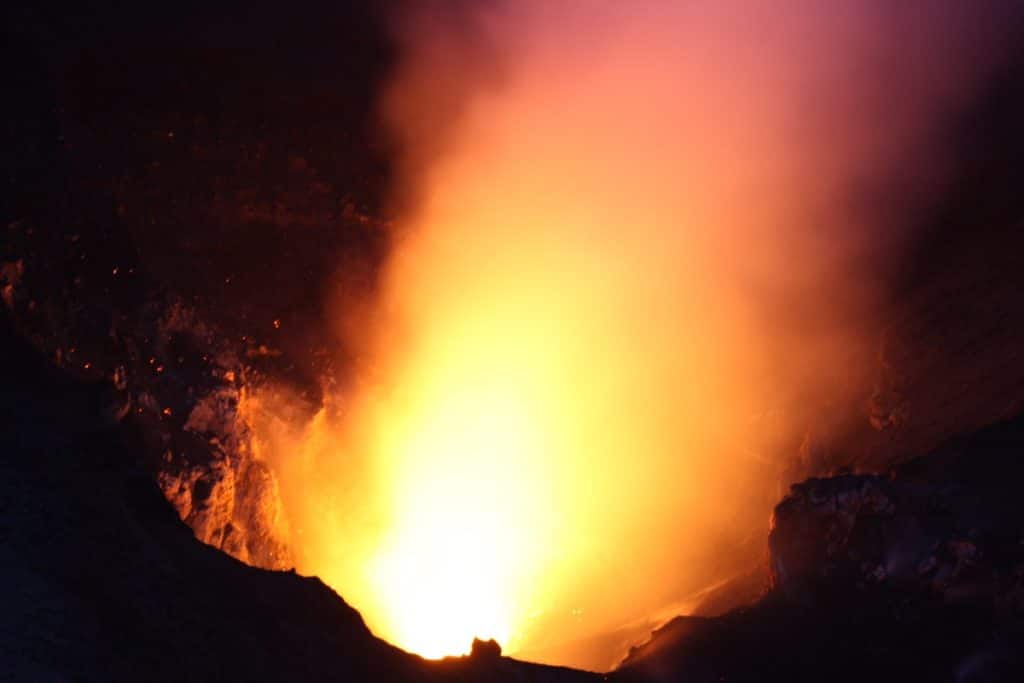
[254,0,1015,670]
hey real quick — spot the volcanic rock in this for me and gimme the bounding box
[619,416,1024,682]
[769,421,1024,609]
[471,637,503,661]
[1,220,293,569]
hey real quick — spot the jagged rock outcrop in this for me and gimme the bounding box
[618,416,1024,682]
[1,221,293,569]
[768,420,1024,615]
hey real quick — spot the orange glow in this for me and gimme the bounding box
[243,1,1006,671]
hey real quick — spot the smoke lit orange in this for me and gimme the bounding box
[247,0,1005,671]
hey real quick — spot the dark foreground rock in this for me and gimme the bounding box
[0,310,599,682]
[618,416,1024,682]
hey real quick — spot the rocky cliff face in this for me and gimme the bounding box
[4,0,393,575]
[619,416,1024,682]
[2,220,295,570]
[769,438,1024,608]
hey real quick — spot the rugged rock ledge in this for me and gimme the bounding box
[619,416,1024,682]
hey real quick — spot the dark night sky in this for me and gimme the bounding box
[3,1,394,216]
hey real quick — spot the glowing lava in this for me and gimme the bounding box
[365,381,553,657]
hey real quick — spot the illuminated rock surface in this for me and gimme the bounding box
[621,415,1024,681]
